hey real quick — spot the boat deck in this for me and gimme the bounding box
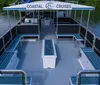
[17,40,82,85]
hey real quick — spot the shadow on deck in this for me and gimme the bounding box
[17,40,82,85]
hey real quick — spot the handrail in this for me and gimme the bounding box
[77,70,100,85]
[0,70,27,85]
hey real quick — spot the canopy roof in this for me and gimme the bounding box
[3,1,95,11]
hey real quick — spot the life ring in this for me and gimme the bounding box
[21,0,32,3]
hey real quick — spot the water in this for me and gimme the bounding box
[0,10,100,38]
[0,12,19,37]
[74,9,100,37]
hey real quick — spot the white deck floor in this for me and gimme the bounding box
[17,40,82,85]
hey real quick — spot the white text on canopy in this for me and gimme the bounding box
[26,2,72,10]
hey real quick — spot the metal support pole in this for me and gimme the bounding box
[15,25,18,35]
[67,10,68,17]
[38,10,39,23]
[7,10,11,27]
[84,10,91,46]
[87,11,91,29]
[92,36,96,49]
[10,30,12,41]
[2,37,5,50]
[70,10,72,17]
[53,10,55,18]
[33,11,34,18]
[42,10,44,18]
[68,10,70,17]
[33,11,34,24]
[38,10,40,40]
[0,70,27,85]
[19,11,21,23]
[80,10,83,24]
[74,10,76,19]
[50,10,51,18]
[13,11,16,23]
[57,10,58,35]
[79,10,83,34]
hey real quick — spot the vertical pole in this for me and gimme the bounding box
[84,10,91,46]
[92,35,96,49]
[80,10,83,24]
[7,10,11,27]
[13,11,16,23]
[68,10,70,17]
[54,10,55,18]
[57,10,58,36]
[2,37,5,50]
[67,10,68,17]
[19,11,21,23]
[43,10,44,18]
[79,10,83,34]
[70,10,72,17]
[38,10,39,23]
[53,10,54,18]
[74,10,76,20]
[33,10,34,18]
[38,10,40,40]
[10,29,12,41]
[50,10,51,18]
[33,11,34,24]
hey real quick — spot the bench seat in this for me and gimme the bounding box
[70,76,99,85]
[80,47,94,52]
[80,47,100,70]
[0,76,32,85]
[74,34,84,41]
[0,51,15,69]
[84,52,100,70]
[7,34,39,50]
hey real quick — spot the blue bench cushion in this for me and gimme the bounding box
[74,34,83,40]
[81,47,94,52]
[0,76,32,84]
[70,76,99,84]
[84,52,100,69]
[44,40,54,55]
[0,51,15,69]
[7,34,39,50]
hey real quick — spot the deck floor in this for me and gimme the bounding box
[17,40,82,85]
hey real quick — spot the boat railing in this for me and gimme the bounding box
[0,70,27,85]
[77,70,100,85]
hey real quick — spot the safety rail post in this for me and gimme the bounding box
[7,10,11,27]
[77,70,100,85]
[84,10,91,46]
[0,70,27,85]
[79,10,83,34]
